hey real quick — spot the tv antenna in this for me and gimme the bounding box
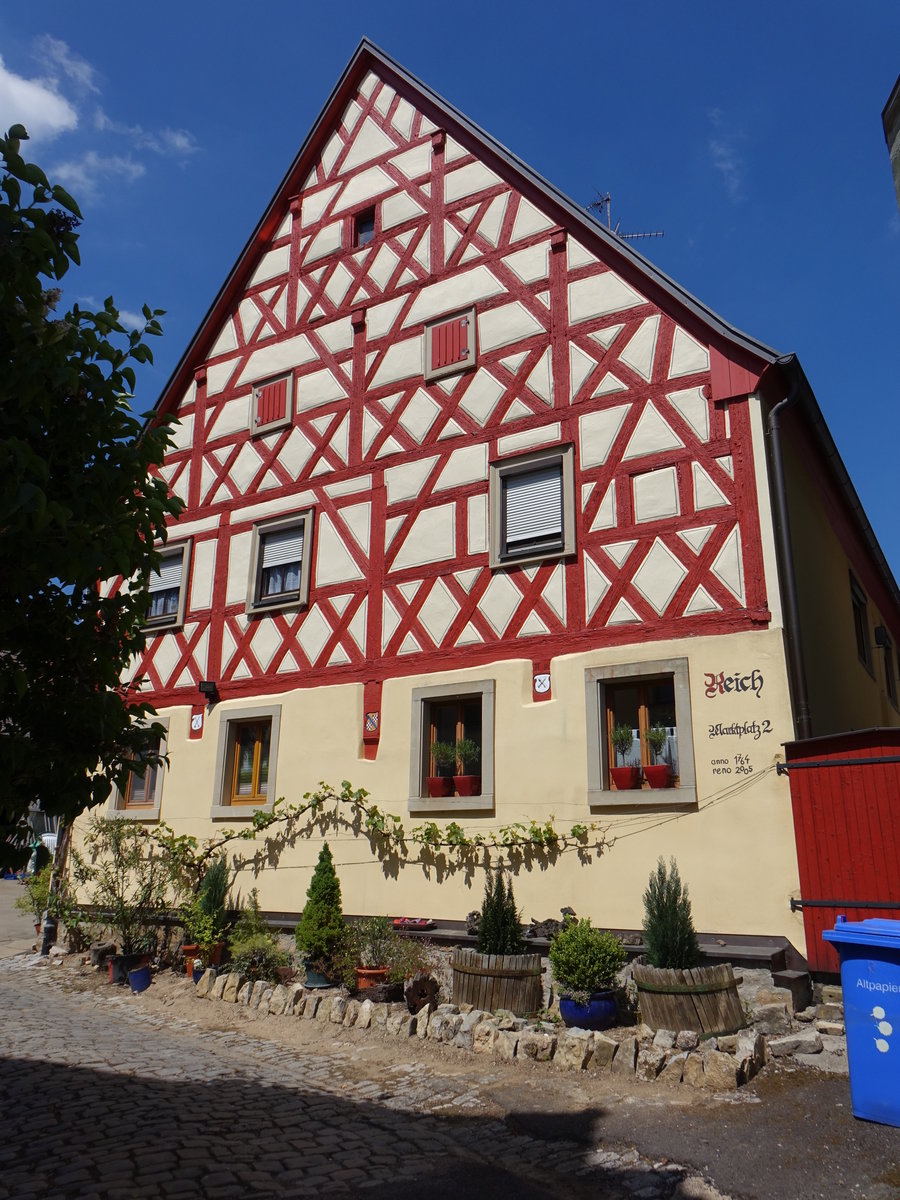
[588,191,664,242]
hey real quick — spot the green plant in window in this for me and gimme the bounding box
[454,737,481,773]
[430,741,457,774]
[611,723,635,766]
[642,857,700,969]
[645,724,669,764]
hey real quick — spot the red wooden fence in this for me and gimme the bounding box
[785,729,900,974]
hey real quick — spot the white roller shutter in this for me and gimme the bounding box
[149,551,183,593]
[261,526,304,568]
[504,465,562,545]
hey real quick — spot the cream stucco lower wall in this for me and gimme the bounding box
[77,627,806,954]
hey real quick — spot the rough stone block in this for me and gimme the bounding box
[636,1046,667,1081]
[702,1048,739,1091]
[249,981,268,1010]
[716,1034,738,1053]
[590,1032,618,1071]
[302,994,320,1020]
[222,973,245,1003]
[736,1031,767,1081]
[611,1036,637,1076]
[210,973,228,1001]
[659,1051,687,1084]
[652,1029,676,1050]
[637,1022,656,1042]
[355,999,373,1029]
[497,1016,526,1031]
[315,997,333,1022]
[451,1010,484,1050]
[676,1029,700,1051]
[287,983,305,1012]
[519,1030,557,1062]
[820,984,843,1004]
[439,1015,463,1043]
[437,1003,460,1015]
[820,1034,847,1055]
[371,1003,389,1029]
[386,1012,414,1036]
[769,1030,823,1057]
[753,987,793,1008]
[293,994,307,1017]
[473,1021,498,1053]
[343,999,360,1028]
[267,985,289,1016]
[415,1008,430,1039]
[329,996,348,1024]
[682,1052,705,1088]
[816,1003,844,1023]
[195,970,215,999]
[751,1002,792,1036]
[492,1030,519,1061]
[794,1006,816,1023]
[555,1029,594,1071]
[236,982,252,1006]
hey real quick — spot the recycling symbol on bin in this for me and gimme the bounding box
[871,1005,893,1054]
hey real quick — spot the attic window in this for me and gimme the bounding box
[251,374,292,435]
[353,206,377,248]
[424,308,476,383]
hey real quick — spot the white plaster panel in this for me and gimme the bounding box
[678,524,714,554]
[584,555,611,622]
[510,199,554,242]
[590,481,617,531]
[602,539,636,568]
[209,320,237,358]
[324,475,372,498]
[444,161,502,203]
[593,372,627,397]
[237,492,315,525]
[667,386,710,442]
[206,360,236,397]
[684,586,721,615]
[163,515,220,539]
[518,612,550,637]
[373,84,395,116]
[316,513,365,585]
[568,272,646,323]
[477,303,545,352]
[367,296,407,340]
[669,327,710,378]
[301,183,340,227]
[381,191,426,230]
[589,323,623,350]
[567,239,599,269]
[207,396,250,442]
[276,429,315,481]
[363,410,382,457]
[633,467,680,523]
[502,399,531,424]
[385,455,438,505]
[340,502,371,555]
[569,343,597,399]
[391,98,416,141]
[456,622,483,646]
[607,598,641,625]
[376,435,404,459]
[632,539,688,615]
[439,418,464,441]
[358,72,377,99]
[226,530,252,605]
[321,132,343,177]
[478,573,522,636]
[340,118,396,173]
[151,636,181,687]
[368,243,400,289]
[239,297,263,342]
[389,142,431,179]
[332,167,394,214]
[619,315,660,382]
[342,99,361,131]
[347,598,367,653]
[398,389,440,443]
[316,317,353,355]
[323,262,353,309]
[249,244,290,286]
[170,413,194,453]
[444,136,468,164]
[443,220,462,262]
[717,455,734,478]
[418,578,460,645]
[296,367,348,412]
[542,564,565,623]
[497,423,562,457]
[404,266,503,326]
[476,193,508,247]
[391,504,456,571]
[502,241,550,283]
[174,380,196,416]
[370,337,422,388]
[467,494,488,554]
[579,406,630,468]
[623,402,684,460]
[693,463,729,510]
[435,444,489,491]
[250,621,283,673]
[330,414,349,464]
[236,332,317,386]
[297,606,333,665]
[500,351,529,373]
[305,222,343,264]
[382,595,401,651]
[525,348,553,404]
[459,370,504,425]
[711,526,745,602]
[188,539,216,611]
[230,443,264,492]
[412,234,430,273]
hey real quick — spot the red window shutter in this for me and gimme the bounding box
[255,378,288,427]
[431,316,469,371]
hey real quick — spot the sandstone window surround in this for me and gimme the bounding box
[489,444,575,570]
[423,308,477,383]
[107,717,170,823]
[145,542,191,632]
[211,705,282,820]
[246,509,314,616]
[408,679,494,813]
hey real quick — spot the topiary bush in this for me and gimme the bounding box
[549,919,626,1004]
[294,842,345,974]
[477,867,525,955]
[642,857,701,969]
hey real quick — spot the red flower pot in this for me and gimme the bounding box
[356,966,389,990]
[610,766,641,791]
[453,775,481,797]
[643,765,673,789]
[426,776,453,798]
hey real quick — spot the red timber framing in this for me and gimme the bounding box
[129,40,792,716]
[784,730,900,974]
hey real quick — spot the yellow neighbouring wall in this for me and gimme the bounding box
[74,627,806,953]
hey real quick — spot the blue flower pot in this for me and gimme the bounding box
[192,962,209,984]
[128,965,152,994]
[559,990,617,1030]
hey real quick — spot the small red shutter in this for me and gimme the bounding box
[255,378,288,427]
[431,316,469,371]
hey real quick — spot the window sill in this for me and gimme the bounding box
[106,805,162,823]
[252,416,291,438]
[588,784,697,810]
[247,597,304,618]
[210,802,274,821]
[492,547,572,572]
[408,792,494,814]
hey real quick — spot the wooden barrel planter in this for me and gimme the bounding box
[451,948,542,1016]
[632,962,744,1036]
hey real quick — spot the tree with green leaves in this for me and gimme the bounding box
[0,126,183,868]
[641,857,701,969]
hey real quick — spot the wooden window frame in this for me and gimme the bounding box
[228,720,271,805]
[424,307,477,383]
[246,510,314,616]
[604,678,680,781]
[585,658,697,809]
[144,543,191,632]
[108,718,169,823]
[409,679,494,813]
[352,205,377,248]
[489,444,576,569]
[850,572,873,674]
[210,705,281,820]
[251,373,293,436]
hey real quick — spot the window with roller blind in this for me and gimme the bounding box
[424,308,477,382]
[144,543,190,630]
[489,445,576,569]
[247,510,314,615]
[251,373,292,435]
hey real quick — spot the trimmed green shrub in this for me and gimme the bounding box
[228,888,288,982]
[477,868,524,955]
[642,857,701,969]
[294,843,345,973]
[549,919,626,1003]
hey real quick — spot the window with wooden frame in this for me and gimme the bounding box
[875,625,898,706]
[247,510,313,615]
[584,658,696,807]
[353,205,377,247]
[850,572,873,672]
[489,444,576,569]
[211,705,281,819]
[108,719,169,822]
[251,373,293,435]
[424,308,476,382]
[409,680,494,812]
[145,544,190,631]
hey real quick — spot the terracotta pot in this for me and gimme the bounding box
[356,966,389,990]
[182,943,199,976]
[610,766,641,791]
[426,776,453,798]
[453,774,481,797]
[643,764,673,789]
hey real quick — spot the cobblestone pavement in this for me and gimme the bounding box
[0,954,727,1200]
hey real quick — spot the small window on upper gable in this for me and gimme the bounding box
[251,374,292,435]
[353,206,377,248]
[424,308,476,383]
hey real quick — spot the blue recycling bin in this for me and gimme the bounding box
[822,916,900,1127]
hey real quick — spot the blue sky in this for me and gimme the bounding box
[2,3,899,568]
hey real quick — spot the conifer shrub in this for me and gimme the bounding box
[641,857,701,969]
[476,867,525,955]
[294,842,345,973]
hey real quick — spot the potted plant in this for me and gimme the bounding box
[14,864,52,934]
[294,843,345,987]
[229,889,291,984]
[643,724,672,789]
[426,741,456,798]
[453,737,481,797]
[610,723,639,790]
[632,858,744,1035]
[451,868,542,1016]
[549,919,626,1030]
[181,856,230,975]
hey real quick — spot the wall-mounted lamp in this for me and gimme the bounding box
[198,680,220,703]
[875,626,891,648]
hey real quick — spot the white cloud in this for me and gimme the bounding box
[117,309,146,329]
[707,108,746,203]
[0,52,78,141]
[51,151,146,199]
[94,108,199,158]
[34,36,99,95]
